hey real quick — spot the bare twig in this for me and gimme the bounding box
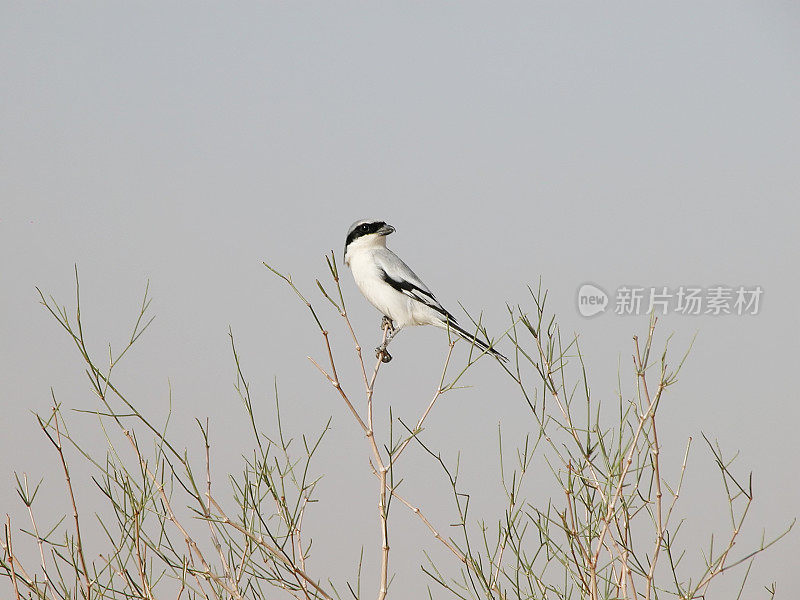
[4,516,21,600]
[206,496,333,600]
[41,402,92,600]
[390,341,455,467]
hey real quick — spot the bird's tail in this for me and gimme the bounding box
[444,320,508,362]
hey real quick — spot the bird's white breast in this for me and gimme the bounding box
[349,249,444,329]
[348,250,416,327]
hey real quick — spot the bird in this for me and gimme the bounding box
[343,219,506,363]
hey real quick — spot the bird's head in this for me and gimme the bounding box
[344,219,395,265]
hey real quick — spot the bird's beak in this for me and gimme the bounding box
[378,224,395,236]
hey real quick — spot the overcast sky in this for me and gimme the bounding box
[2,2,799,597]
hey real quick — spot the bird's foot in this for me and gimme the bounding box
[376,317,395,362]
[375,346,393,363]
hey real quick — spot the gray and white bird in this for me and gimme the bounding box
[344,219,506,362]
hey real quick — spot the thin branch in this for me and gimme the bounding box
[42,402,92,600]
[206,496,333,600]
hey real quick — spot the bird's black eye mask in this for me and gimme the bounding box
[345,221,387,248]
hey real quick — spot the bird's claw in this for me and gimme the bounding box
[376,317,395,362]
[375,346,392,363]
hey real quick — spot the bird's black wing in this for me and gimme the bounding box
[377,267,459,324]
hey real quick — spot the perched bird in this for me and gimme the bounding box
[344,219,506,363]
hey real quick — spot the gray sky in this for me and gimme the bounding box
[2,2,799,597]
